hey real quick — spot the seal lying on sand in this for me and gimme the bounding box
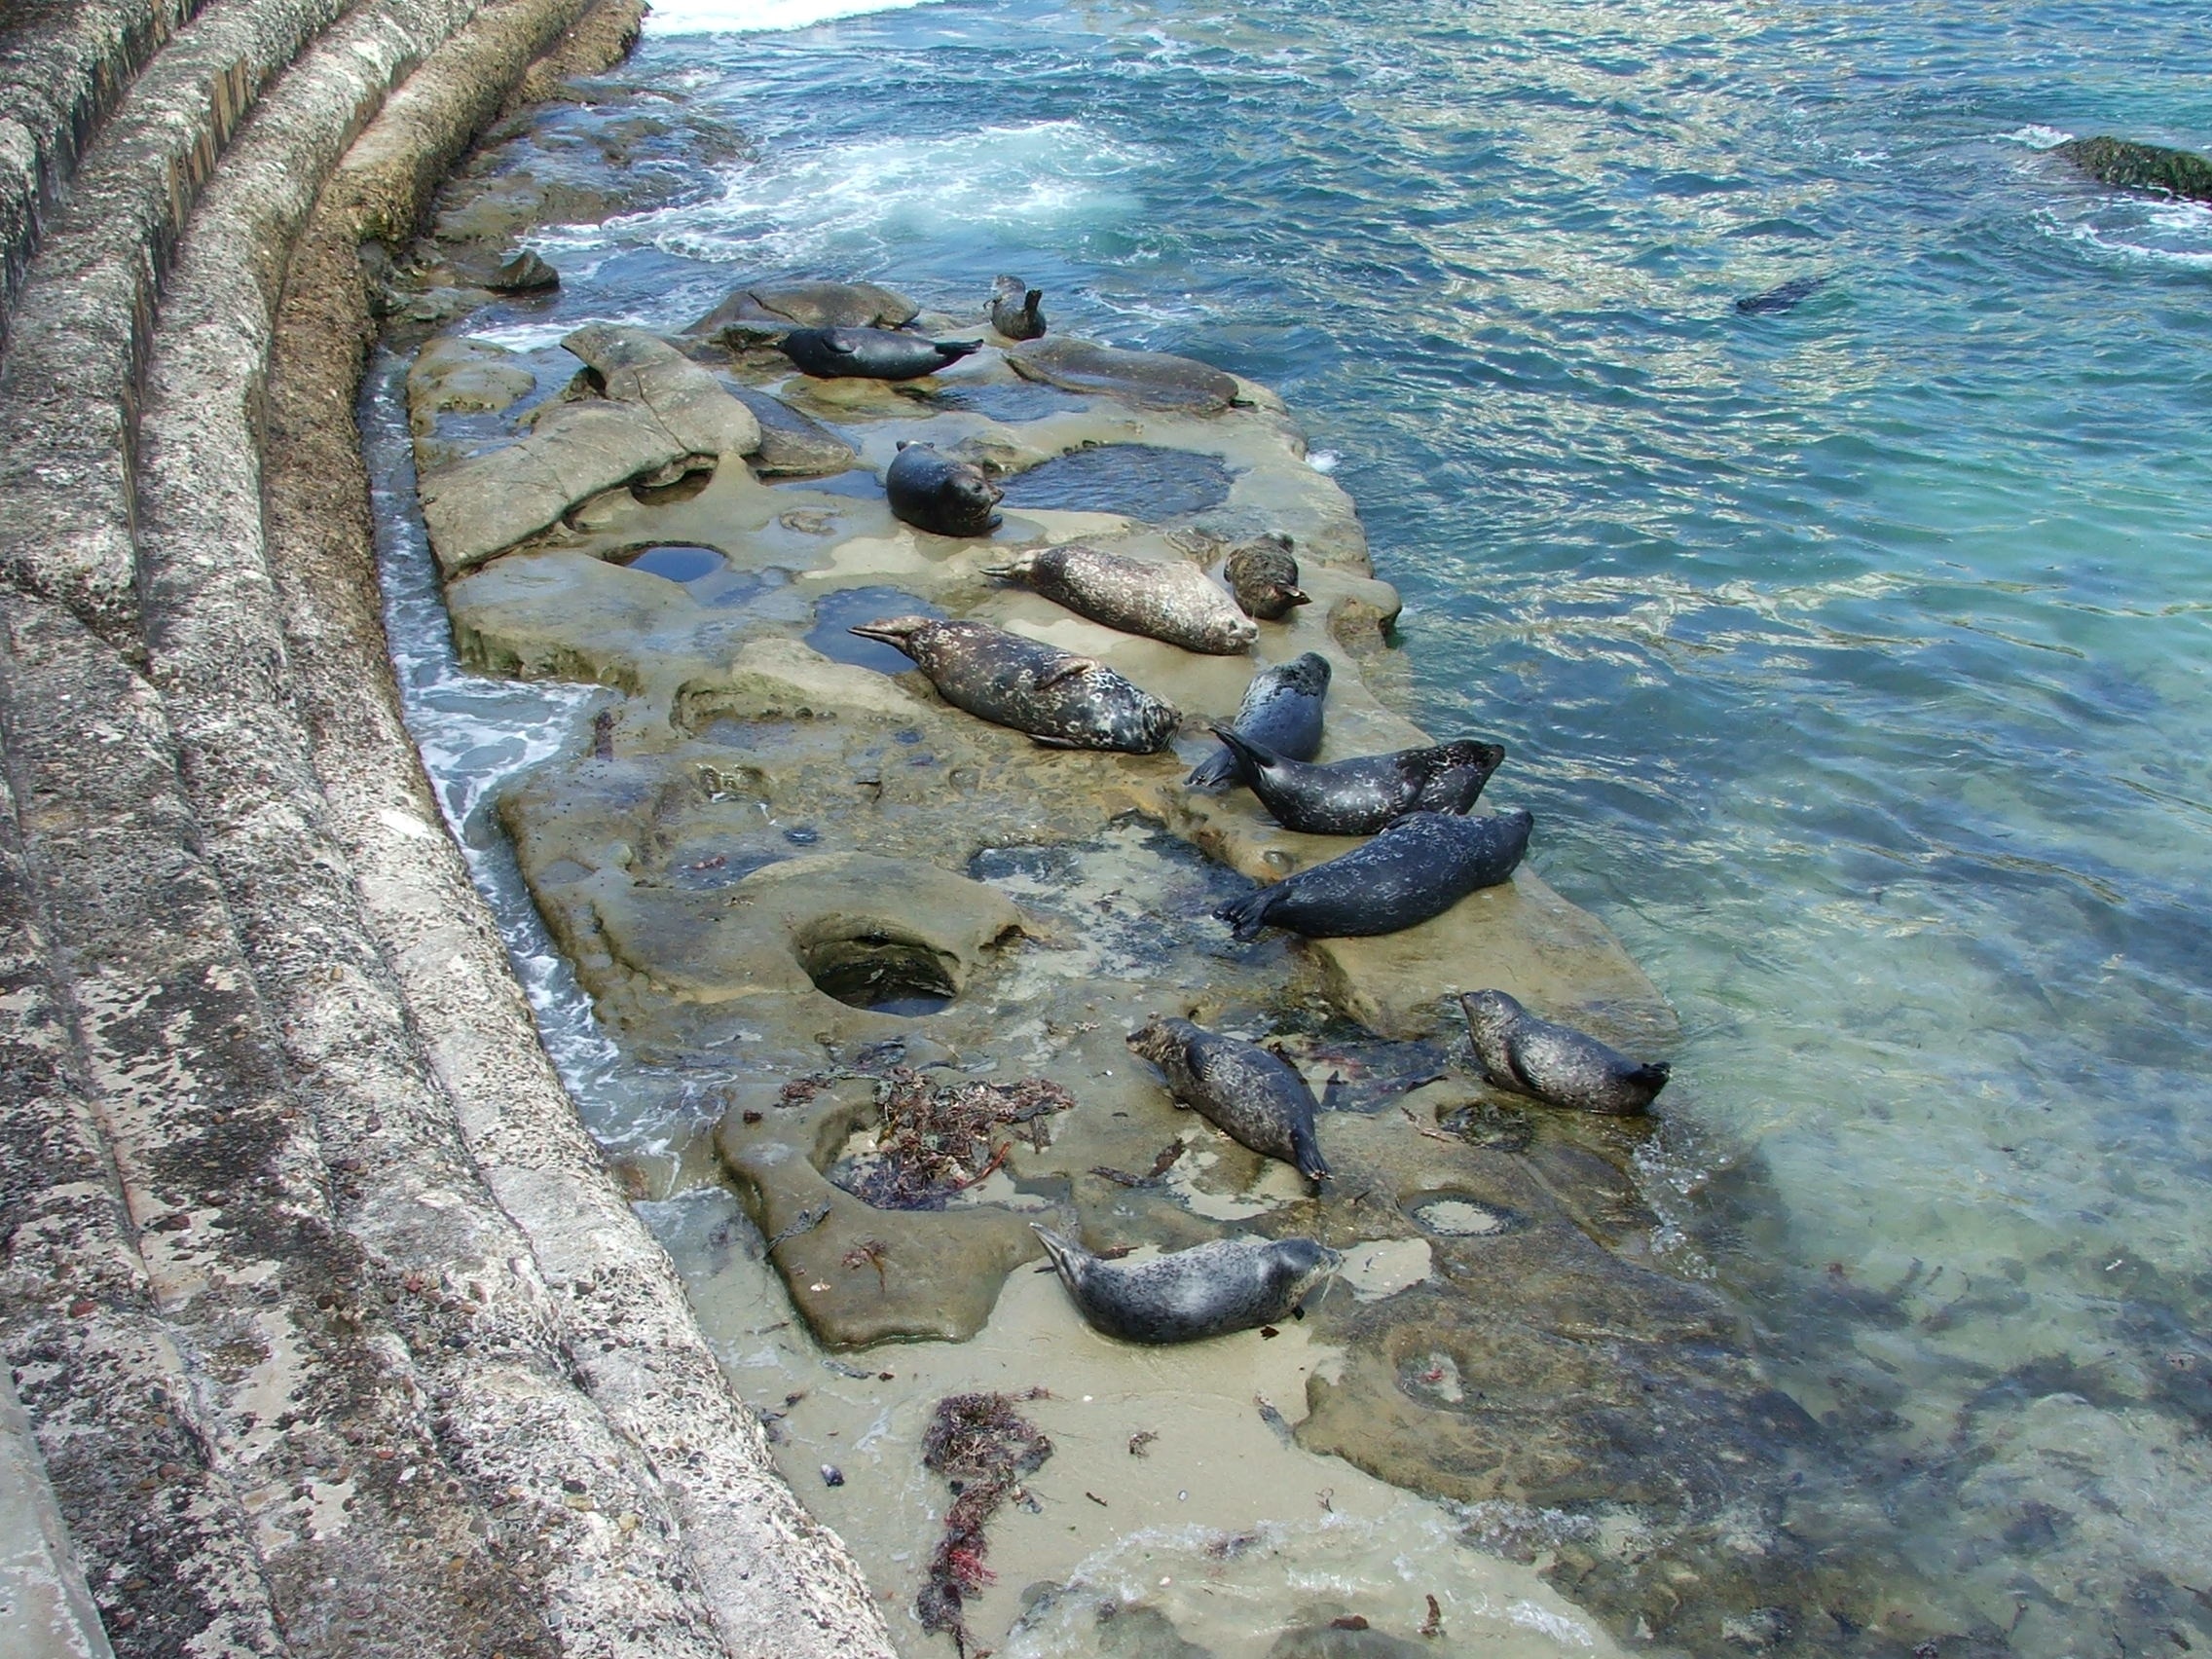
[988,276,1048,340]
[849,616,1180,753]
[1458,990,1671,1116]
[886,441,1004,536]
[1125,1016,1329,1184]
[1215,808,1532,940]
[781,326,982,380]
[987,543,1256,655]
[1206,728,1504,835]
[1033,1227,1339,1344]
[1223,534,1309,620]
[1186,652,1330,791]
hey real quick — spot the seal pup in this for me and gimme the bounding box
[1186,651,1331,791]
[885,441,1003,536]
[848,616,1179,753]
[1206,727,1504,835]
[1032,1226,1339,1345]
[1458,990,1670,1116]
[1215,808,1532,940]
[1125,1016,1329,1184]
[781,326,982,381]
[1222,534,1309,621]
[985,543,1257,655]
[988,276,1047,340]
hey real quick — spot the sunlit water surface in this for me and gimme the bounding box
[397,0,2212,1651]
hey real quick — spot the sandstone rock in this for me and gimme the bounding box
[687,279,921,341]
[726,384,859,476]
[1008,336,1243,415]
[406,335,535,423]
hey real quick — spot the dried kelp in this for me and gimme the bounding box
[916,1389,1053,1654]
[839,1067,1074,1210]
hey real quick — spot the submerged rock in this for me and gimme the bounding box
[2055,134,2212,203]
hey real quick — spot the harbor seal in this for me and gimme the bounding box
[1214,808,1532,940]
[1125,1016,1329,1183]
[988,276,1047,340]
[781,326,982,380]
[1205,727,1504,835]
[1186,652,1330,791]
[1458,990,1670,1116]
[1222,534,1309,621]
[848,616,1180,753]
[885,441,1004,536]
[1735,276,1826,314]
[984,543,1256,654]
[1032,1226,1339,1344]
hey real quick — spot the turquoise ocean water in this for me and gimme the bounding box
[464,0,2212,1648]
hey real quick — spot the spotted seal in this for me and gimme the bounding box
[848,616,1180,753]
[1222,534,1309,620]
[1125,1016,1329,1184]
[1458,990,1670,1116]
[885,441,1004,536]
[985,542,1256,655]
[1215,808,1532,940]
[1032,1227,1339,1344]
[1186,652,1331,791]
[1205,728,1502,835]
[988,276,1047,340]
[781,327,982,381]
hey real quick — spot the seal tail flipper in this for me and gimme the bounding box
[933,339,985,365]
[1204,722,1274,787]
[1212,886,1278,943]
[1185,745,1237,791]
[1030,1224,1085,1290]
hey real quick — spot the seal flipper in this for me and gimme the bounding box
[1205,722,1277,789]
[1031,1224,1088,1294]
[1213,885,1279,943]
[1185,746,1239,791]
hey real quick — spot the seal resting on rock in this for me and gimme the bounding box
[1458,990,1670,1116]
[1125,1016,1329,1184]
[1223,534,1309,620]
[988,276,1047,340]
[781,326,982,381]
[848,616,1180,753]
[985,543,1256,655]
[1215,808,1532,940]
[1186,652,1330,791]
[1032,1227,1339,1344]
[885,441,1003,536]
[1205,727,1504,835]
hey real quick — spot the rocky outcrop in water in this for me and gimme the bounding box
[2054,135,2212,203]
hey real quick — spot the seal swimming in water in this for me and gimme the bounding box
[985,543,1257,654]
[1735,276,1827,314]
[1186,652,1330,791]
[1222,534,1309,621]
[1032,1227,1339,1344]
[1458,990,1671,1116]
[988,276,1047,340]
[781,326,983,381]
[885,441,1004,536]
[848,616,1180,753]
[1125,1016,1329,1184]
[1205,727,1504,835]
[1215,808,1532,940]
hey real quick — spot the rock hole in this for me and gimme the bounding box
[801,931,958,1016]
[631,464,715,504]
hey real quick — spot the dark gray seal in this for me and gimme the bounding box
[781,327,982,381]
[1735,276,1827,314]
[985,543,1256,654]
[1033,1226,1339,1344]
[1223,534,1308,621]
[1125,1016,1329,1184]
[847,616,1180,753]
[989,276,1047,340]
[1205,727,1504,835]
[885,441,1004,536]
[1215,808,1532,940]
[1458,990,1671,1116]
[1186,652,1330,791]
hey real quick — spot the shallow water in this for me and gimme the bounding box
[387,0,2212,1653]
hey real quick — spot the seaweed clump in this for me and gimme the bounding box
[916,1389,1054,1654]
[840,1067,1074,1209]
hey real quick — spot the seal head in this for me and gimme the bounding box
[1214,807,1532,940]
[1032,1226,1339,1345]
[988,275,1048,340]
[885,441,1004,536]
[1125,1016,1329,1184]
[1458,990,1670,1116]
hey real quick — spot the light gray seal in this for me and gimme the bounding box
[847,616,1180,753]
[1186,651,1330,791]
[1033,1226,1339,1344]
[1214,808,1532,940]
[1206,727,1504,835]
[1222,534,1309,620]
[1458,990,1671,1116]
[1125,1016,1329,1184]
[885,441,1004,536]
[985,543,1256,655]
[988,275,1047,340]
[781,326,981,380]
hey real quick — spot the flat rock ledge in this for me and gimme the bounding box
[0,1,895,1656]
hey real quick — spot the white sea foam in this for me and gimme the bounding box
[1307,449,1341,473]
[645,0,938,38]
[1999,124,2074,150]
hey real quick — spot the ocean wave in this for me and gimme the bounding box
[645,0,939,36]
[1999,124,2075,150]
